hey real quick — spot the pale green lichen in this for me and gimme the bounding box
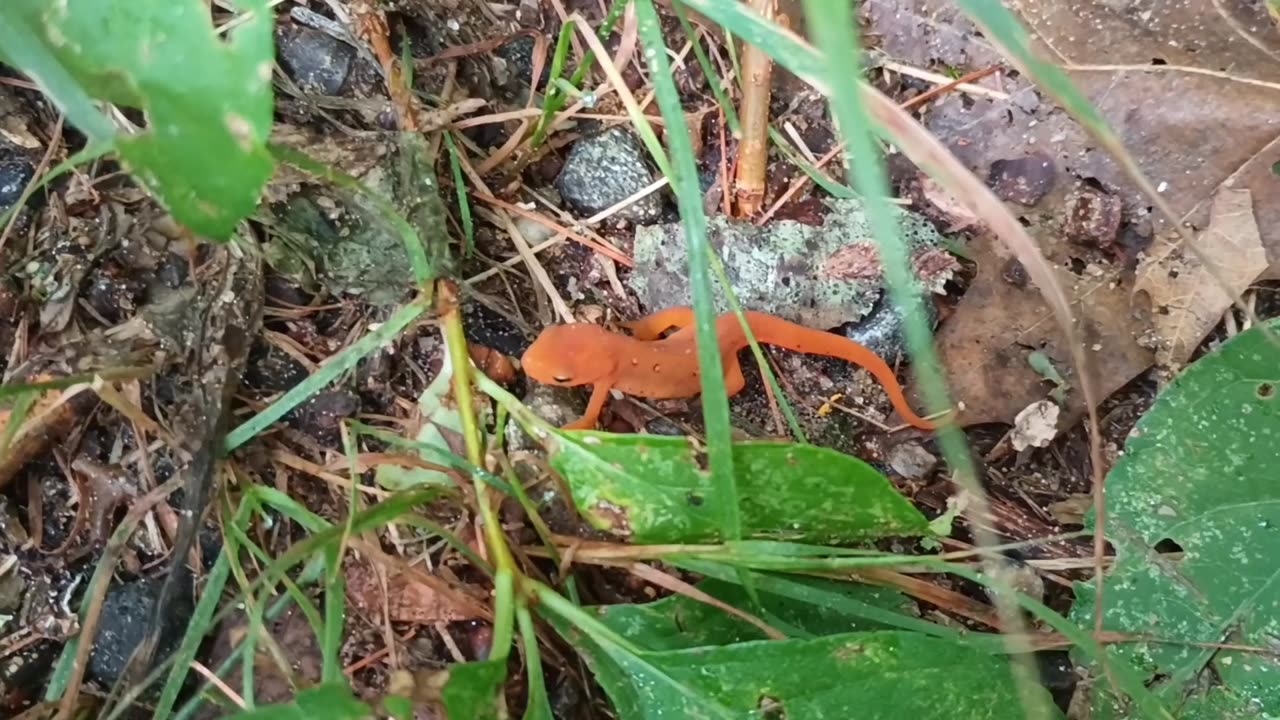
[629,198,951,328]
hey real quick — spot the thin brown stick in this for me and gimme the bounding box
[471,192,634,267]
[629,562,787,640]
[734,0,776,216]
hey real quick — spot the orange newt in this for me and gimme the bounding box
[521,307,936,431]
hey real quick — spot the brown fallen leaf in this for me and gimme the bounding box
[866,0,1280,275]
[920,234,1153,427]
[345,559,483,625]
[868,0,1280,426]
[1134,188,1268,366]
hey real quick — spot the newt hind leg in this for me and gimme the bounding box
[723,356,747,397]
[620,307,696,340]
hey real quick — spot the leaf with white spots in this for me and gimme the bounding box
[1072,319,1280,717]
[546,432,930,544]
[0,0,275,240]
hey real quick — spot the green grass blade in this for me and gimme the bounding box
[0,12,115,142]
[530,2,627,147]
[443,132,475,256]
[223,295,429,452]
[619,4,740,541]
[797,1,1051,717]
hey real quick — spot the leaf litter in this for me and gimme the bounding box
[866,0,1280,428]
[5,0,1280,716]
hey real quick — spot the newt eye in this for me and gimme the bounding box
[554,374,573,383]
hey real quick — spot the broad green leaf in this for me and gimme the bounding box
[376,350,464,490]
[441,658,508,720]
[567,627,1063,720]
[0,0,275,240]
[224,683,372,720]
[597,576,916,649]
[1072,319,1280,717]
[547,433,929,543]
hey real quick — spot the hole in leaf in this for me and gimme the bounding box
[1258,382,1275,400]
[1153,537,1183,554]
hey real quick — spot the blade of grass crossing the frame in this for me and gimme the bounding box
[630,2,738,540]
[566,13,805,444]
[223,295,430,451]
[518,604,554,720]
[801,2,1053,719]
[677,0,1092,519]
[954,0,1273,345]
[531,1,628,147]
[443,132,475,256]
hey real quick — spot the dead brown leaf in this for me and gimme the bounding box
[866,0,1280,425]
[1134,187,1267,366]
[346,559,483,625]
[866,0,1280,274]
[921,234,1153,427]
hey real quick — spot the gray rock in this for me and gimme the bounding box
[629,198,955,332]
[88,578,191,689]
[556,127,665,224]
[277,26,355,96]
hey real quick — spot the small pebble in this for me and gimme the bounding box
[556,126,665,224]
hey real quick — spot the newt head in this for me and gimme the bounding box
[521,324,617,387]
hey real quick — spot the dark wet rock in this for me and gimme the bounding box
[277,25,356,96]
[156,251,189,289]
[987,153,1056,206]
[1001,257,1029,288]
[463,301,529,357]
[1063,187,1123,248]
[245,341,309,394]
[556,127,665,224]
[289,390,359,439]
[0,148,35,214]
[839,290,939,362]
[87,578,192,688]
[85,263,146,324]
[495,35,548,91]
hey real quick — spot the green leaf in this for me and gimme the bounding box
[0,0,275,240]
[569,628,1063,720]
[596,576,915,649]
[376,349,464,490]
[441,658,508,720]
[1072,319,1280,717]
[546,433,929,543]
[224,683,372,720]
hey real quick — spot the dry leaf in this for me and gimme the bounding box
[1011,400,1059,451]
[920,236,1153,427]
[1134,188,1268,366]
[865,0,1280,277]
[346,561,482,624]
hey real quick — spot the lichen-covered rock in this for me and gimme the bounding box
[629,198,956,331]
[556,127,665,224]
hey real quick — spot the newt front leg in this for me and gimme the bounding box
[562,383,613,430]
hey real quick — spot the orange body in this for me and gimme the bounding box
[521,307,936,431]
